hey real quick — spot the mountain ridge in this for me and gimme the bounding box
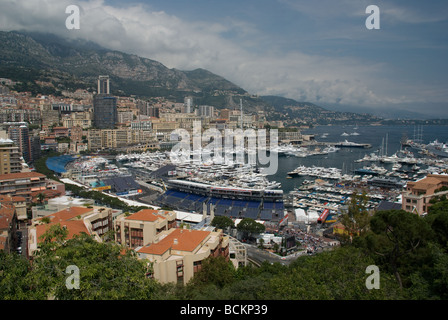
[0,30,381,124]
[0,31,246,100]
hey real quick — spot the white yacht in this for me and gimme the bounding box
[323,146,340,153]
[381,153,400,163]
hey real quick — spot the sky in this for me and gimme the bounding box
[1,0,448,118]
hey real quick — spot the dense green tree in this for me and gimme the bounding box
[431,249,448,299]
[0,251,31,299]
[211,216,235,231]
[237,218,265,240]
[199,261,285,300]
[25,224,160,299]
[426,198,448,251]
[403,197,448,299]
[363,209,433,289]
[187,256,236,290]
[405,244,448,300]
[269,246,402,300]
[339,191,371,243]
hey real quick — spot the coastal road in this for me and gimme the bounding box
[243,243,306,266]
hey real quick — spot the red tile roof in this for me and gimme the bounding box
[125,209,166,222]
[35,207,94,243]
[0,172,45,181]
[0,203,15,230]
[138,228,210,255]
[36,221,89,243]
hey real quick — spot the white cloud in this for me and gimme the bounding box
[0,0,445,110]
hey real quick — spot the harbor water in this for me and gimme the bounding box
[268,125,448,193]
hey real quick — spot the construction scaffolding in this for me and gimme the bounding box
[228,235,247,268]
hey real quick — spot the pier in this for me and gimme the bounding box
[332,141,372,149]
[304,141,372,149]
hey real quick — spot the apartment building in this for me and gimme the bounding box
[103,129,129,148]
[0,172,47,201]
[87,129,125,150]
[0,108,41,124]
[130,119,152,131]
[40,104,60,127]
[87,128,155,150]
[0,197,18,253]
[93,94,118,129]
[87,129,102,150]
[197,105,215,118]
[124,141,159,153]
[70,126,83,143]
[82,207,117,239]
[44,179,66,195]
[52,103,86,113]
[52,127,69,138]
[278,129,303,144]
[28,205,117,256]
[147,106,160,118]
[7,123,32,163]
[150,119,179,140]
[402,174,448,215]
[0,195,27,221]
[62,111,93,129]
[118,110,134,124]
[69,142,87,154]
[137,228,229,285]
[114,209,177,249]
[0,138,23,174]
[159,113,211,131]
[220,109,231,120]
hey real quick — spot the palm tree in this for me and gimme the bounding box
[37,193,45,205]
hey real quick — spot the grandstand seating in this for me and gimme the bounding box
[259,209,273,220]
[155,189,284,222]
[102,175,140,194]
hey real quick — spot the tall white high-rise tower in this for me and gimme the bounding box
[97,75,110,94]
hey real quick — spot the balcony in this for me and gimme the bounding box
[402,192,423,200]
[221,235,230,248]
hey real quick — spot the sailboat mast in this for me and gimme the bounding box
[386,133,388,156]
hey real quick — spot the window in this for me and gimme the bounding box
[176,260,184,284]
[193,260,202,273]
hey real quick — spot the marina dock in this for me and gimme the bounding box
[304,140,372,149]
[332,141,371,148]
